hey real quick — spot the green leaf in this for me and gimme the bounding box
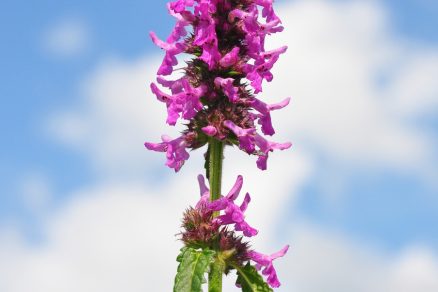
[235,263,273,292]
[174,247,216,292]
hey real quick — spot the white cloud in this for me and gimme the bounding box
[265,0,436,170]
[277,224,438,292]
[18,173,52,214]
[42,18,90,58]
[47,56,184,180]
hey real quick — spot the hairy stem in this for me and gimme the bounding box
[208,137,224,292]
[208,137,224,203]
[208,257,225,292]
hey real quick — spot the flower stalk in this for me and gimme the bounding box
[208,256,225,292]
[207,137,225,291]
[208,138,224,203]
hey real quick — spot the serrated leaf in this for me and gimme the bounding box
[174,247,216,292]
[235,263,273,292]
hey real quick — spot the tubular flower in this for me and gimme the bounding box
[247,245,289,288]
[145,0,291,172]
[144,135,190,172]
[196,175,257,237]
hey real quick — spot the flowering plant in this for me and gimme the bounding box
[145,0,291,290]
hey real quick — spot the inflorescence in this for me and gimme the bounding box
[179,175,288,288]
[145,0,291,172]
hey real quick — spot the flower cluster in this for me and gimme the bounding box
[180,174,289,288]
[145,0,291,171]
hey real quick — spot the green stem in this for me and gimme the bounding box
[208,137,224,203]
[208,258,225,292]
[207,137,224,292]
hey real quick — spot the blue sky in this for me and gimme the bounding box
[1,0,438,291]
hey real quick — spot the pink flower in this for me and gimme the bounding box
[177,79,207,121]
[150,79,207,125]
[156,76,184,95]
[245,46,288,93]
[144,135,190,172]
[166,2,194,43]
[195,174,210,208]
[149,32,186,76]
[150,82,180,125]
[192,0,221,69]
[251,97,291,135]
[202,125,217,137]
[199,41,222,69]
[223,120,256,153]
[247,245,289,288]
[254,0,279,22]
[254,134,292,170]
[196,175,258,237]
[214,77,239,103]
[219,47,240,68]
[168,0,194,14]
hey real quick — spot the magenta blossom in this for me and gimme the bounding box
[202,125,218,137]
[251,97,291,136]
[149,32,186,76]
[244,46,288,93]
[214,77,239,103]
[151,78,207,125]
[247,245,289,288]
[254,134,292,170]
[144,134,190,172]
[219,47,240,68]
[196,175,258,237]
[223,120,256,153]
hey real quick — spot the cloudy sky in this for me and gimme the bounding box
[1,0,438,291]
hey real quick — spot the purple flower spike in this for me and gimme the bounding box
[149,0,292,288]
[254,134,292,170]
[224,120,256,153]
[148,0,291,172]
[214,77,239,103]
[252,97,291,135]
[247,245,289,288]
[144,135,190,172]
